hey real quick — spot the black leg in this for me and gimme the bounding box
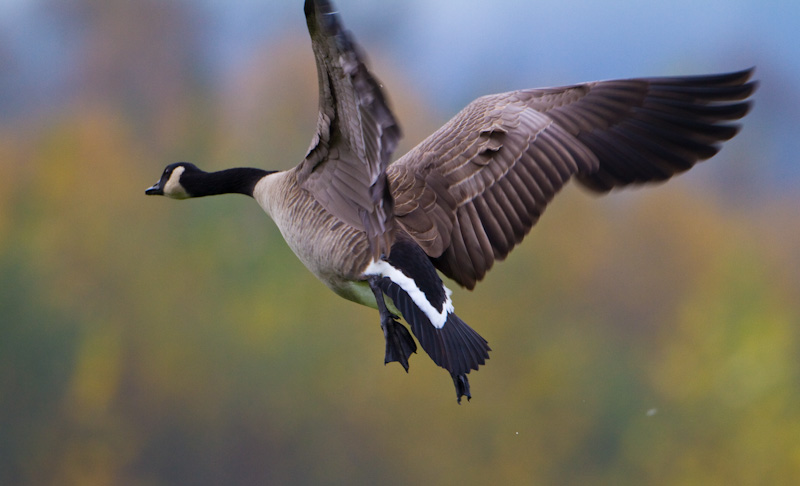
[368,276,417,371]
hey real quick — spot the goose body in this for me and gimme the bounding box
[255,170,377,305]
[146,0,756,402]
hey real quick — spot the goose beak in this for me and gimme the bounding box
[145,181,164,196]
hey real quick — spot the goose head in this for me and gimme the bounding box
[145,162,202,199]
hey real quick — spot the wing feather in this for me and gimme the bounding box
[388,69,755,288]
[296,0,401,259]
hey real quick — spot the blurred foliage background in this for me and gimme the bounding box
[1,0,798,485]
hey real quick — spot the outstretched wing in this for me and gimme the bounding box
[388,69,756,289]
[296,0,402,259]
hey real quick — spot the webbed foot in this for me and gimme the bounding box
[452,373,471,404]
[381,314,417,371]
[368,275,417,372]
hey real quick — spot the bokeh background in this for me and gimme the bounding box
[1,0,798,484]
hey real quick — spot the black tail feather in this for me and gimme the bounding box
[377,277,490,376]
[371,238,490,402]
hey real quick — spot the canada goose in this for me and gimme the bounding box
[146,0,755,402]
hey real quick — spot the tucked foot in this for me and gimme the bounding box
[382,314,417,372]
[452,373,471,404]
[368,275,417,372]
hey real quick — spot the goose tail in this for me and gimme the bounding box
[365,239,491,402]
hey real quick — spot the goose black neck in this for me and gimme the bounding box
[186,168,274,198]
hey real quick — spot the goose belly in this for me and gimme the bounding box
[279,214,370,282]
[272,207,372,293]
[254,172,374,304]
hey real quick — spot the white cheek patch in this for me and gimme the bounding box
[164,166,189,199]
[365,259,454,329]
